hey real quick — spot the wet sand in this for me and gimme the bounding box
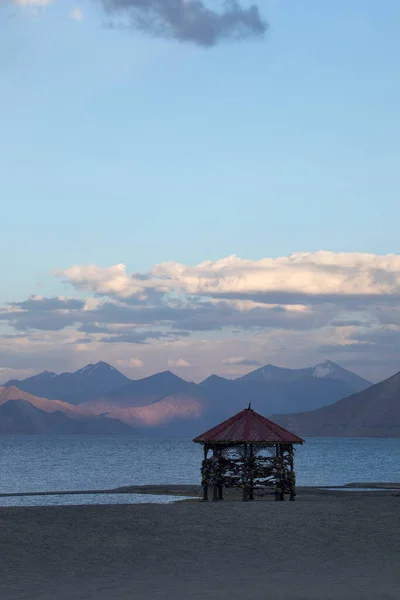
[1,487,399,600]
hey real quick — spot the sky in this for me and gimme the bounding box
[1,0,400,384]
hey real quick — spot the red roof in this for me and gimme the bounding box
[193,408,304,444]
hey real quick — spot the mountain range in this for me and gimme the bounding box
[238,360,369,391]
[1,359,374,435]
[5,362,130,405]
[0,386,133,434]
[272,370,400,438]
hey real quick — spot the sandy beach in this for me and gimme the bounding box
[0,487,399,600]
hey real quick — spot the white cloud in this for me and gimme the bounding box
[69,7,83,22]
[168,358,191,368]
[56,251,400,301]
[75,343,91,352]
[5,251,400,383]
[222,357,261,366]
[55,264,149,299]
[83,298,101,311]
[116,358,144,368]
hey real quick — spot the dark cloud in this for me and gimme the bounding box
[3,290,400,358]
[371,307,400,326]
[84,300,327,332]
[171,302,326,332]
[78,323,114,334]
[99,329,190,343]
[2,311,77,332]
[351,328,400,347]
[102,0,267,46]
[8,297,85,311]
[318,342,380,355]
[330,319,366,327]
[213,290,400,308]
[0,295,335,335]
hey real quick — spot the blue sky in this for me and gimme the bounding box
[1,0,400,383]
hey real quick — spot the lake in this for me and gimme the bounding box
[0,435,399,506]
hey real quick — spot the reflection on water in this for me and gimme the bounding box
[0,493,191,507]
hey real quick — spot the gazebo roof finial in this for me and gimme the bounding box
[248,402,252,410]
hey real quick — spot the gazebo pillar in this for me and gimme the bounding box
[201,445,209,502]
[274,445,286,501]
[242,443,249,502]
[288,444,296,501]
[249,445,255,501]
[218,482,224,501]
[211,449,223,502]
[212,484,218,502]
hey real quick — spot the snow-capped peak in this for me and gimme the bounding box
[75,362,116,378]
[312,360,336,379]
[33,371,57,381]
[75,364,95,376]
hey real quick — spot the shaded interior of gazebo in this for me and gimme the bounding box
[193,405,304,502]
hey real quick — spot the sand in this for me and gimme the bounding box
[0,488,399,600]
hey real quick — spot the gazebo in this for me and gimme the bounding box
[193,405,304,502]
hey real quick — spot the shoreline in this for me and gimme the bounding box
[0,481,399,501]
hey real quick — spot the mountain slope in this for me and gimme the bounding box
[237,360,371,393]
[101,393,204,428]
[84,371,203,410]
[83,372,209,434]
[199,371,362,415]
[0,386,91,417]
[271,370,400,437]
[5,362,130,405]
[0,399,134,434]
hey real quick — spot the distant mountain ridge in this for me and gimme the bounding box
[1,359,375,435]
[271,370,400,438]
[5,361,130,405]
[82,370,207,430]
[237,359,370,393]
[0,386,134,434]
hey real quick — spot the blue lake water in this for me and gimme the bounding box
[0,436,399,505]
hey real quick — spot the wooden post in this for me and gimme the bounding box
[242,443,249,501]
[211,449,219,502]
[280,446,285,501]
[213,484,219,501]
[274,445,280,501]
[218,449,224,500]
[274,445,285,501]
[202,445,209,502]
[249,444,254,501]
[288,444,296,501]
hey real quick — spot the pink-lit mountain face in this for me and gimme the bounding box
[0,386,133,435]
